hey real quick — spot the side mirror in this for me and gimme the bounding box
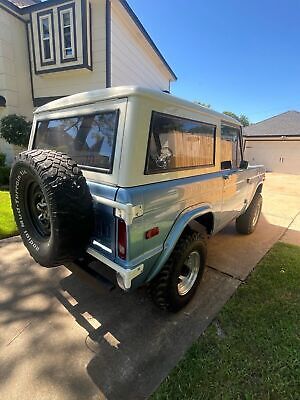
[221,160,232,170]
[239,160,249,169]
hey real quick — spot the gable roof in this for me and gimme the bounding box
[243,111,300,137]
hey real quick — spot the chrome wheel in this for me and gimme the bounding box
[252,201,262,227]
[178,251,201,296]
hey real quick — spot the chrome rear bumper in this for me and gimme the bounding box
[86,246,144,290]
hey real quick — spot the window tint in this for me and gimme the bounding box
[146,112,216,173]
[221,125,241,169]
[34,111,119,172]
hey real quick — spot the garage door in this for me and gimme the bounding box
[245,140,300,174]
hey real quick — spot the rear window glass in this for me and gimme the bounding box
[145,112,216,173]
[34,111,119,172]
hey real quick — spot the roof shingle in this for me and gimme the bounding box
[243,111,300,137]
[6,0,40,8]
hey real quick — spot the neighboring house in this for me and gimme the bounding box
[244,111,300,174]
[0,0,176,164]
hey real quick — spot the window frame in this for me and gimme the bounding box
[33,110,120,174]
[145,111,217,175]
[220,123,243,170]
[238,127,244,162]
[58,3,77,63]
[37,10,56,66]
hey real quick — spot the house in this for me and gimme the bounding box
[0,0,177,164]
[244,111,300,174]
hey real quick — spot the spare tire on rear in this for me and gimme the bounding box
[10,149,94,267]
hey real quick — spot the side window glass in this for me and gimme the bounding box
[146,112,216,173]
[221,125,241,170]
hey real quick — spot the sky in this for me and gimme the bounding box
[128,0,300,123]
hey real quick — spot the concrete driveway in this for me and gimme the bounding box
[0,173,299,400]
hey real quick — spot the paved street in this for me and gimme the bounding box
[0,173,299,400]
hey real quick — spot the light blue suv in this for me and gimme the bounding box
[10,87,265,311]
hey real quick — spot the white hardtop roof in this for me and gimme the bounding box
[34,86,241,126]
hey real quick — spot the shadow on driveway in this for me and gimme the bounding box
[0,235,238,400]
[0,200,299,399]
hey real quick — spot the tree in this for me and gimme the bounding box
[0,114,32,147]
[238,114,250,127]
[223,111,239,121]
[223,111,250,126]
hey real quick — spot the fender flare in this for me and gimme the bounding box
[146,203,213,282]
[255,182,263,194]
[247,181,264,209]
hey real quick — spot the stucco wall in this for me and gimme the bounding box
[0,7,33,118]
[0,7,32,164]
[110,1,171,91]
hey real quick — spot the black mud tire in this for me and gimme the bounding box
[236,193,262,235]
[10,149,94,266]
[149,228,207,312]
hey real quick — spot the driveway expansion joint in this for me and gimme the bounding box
[5,321,32,347]
[206,264,243,282]
[278,210,300,241]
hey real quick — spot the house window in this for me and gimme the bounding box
[58,4,76,62]
[38,12,55,64]
[145,112,216,173]
[62,11,73,57]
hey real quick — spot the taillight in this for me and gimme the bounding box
[117,219,127,259]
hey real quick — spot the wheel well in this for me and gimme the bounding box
[256,183,263,194]
[187,212,214,235]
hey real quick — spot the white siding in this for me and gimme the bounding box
[111,1,171,91]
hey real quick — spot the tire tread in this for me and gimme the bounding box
[236,192,262,235]
[149,228,207,311]
[11,150,93,266]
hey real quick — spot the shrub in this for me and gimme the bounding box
[0,152,6,167]
[0,166,10,186]
[0,114,32,147]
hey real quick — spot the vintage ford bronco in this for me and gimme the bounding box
[10,87,265,311]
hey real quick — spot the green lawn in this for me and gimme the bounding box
[153,242,300,400]
[0,191,18,239]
